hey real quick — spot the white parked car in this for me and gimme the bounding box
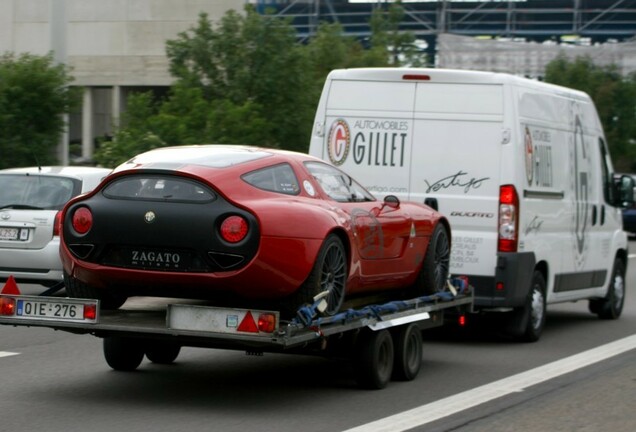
[0,166,111,289]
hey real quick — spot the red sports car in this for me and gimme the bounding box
[60,145,450,316]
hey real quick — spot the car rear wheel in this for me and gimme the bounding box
[282,234,347,318]
[64,271,127,310]
[414,224,450,296]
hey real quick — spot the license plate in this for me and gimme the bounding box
[0,227,19,241]
[17,299,88,321]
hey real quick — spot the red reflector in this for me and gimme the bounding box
[458,315,466,327]
[1,275,21,295]
[403,74,431,81]
[0,297,16,316]
[237,311,259,333]
[72,207,93,234]
[220,215,249,243]
[496,282,504,291]
[83,304,97,320]
[258,313,277,333]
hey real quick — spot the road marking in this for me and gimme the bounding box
[343,334,636,432]
[0,351,20,358]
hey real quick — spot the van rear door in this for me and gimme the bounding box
[409,82,505,277]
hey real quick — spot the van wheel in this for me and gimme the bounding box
[64,271,127,310]
[507,271,546,342]
[589,259,625,320]
[414,224,450,295]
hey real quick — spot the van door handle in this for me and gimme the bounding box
[424,198,438,211]
[592,205,598,226]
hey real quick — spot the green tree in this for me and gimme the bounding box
[0,52,78,169]
[544,55,636,172]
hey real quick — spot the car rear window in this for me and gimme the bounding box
[103,176,214,202]
[242,163,300,195]
[0,174,78,210]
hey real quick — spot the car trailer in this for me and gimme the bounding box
[0,276,473,389]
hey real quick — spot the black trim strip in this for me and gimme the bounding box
[523,190,565,199]
[554,270,607,292]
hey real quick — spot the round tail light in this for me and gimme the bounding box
[220,215,248,243]
[72,207,93,234]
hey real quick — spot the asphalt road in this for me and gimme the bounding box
[1,249,635,432]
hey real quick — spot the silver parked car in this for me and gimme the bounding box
[0,166,111,288]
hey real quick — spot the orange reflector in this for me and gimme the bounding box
[1,275,21,295]
[83,304,97,320]
[258,313,277,333]
[237,311,259,333]
[496,282,504,291]
[0,296,16,316]
[458,315,467,327]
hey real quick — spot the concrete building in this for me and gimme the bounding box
[0,0,244,164]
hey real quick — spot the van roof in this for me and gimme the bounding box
[327,68,590,101]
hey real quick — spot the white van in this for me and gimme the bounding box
[309,68,634,341]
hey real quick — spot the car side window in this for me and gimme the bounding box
[304,161,374,203]
[242,163,300,195]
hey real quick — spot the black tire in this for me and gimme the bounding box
[64,271,127,310]
[103,337,145,371]
[283,235,347,317]
[353,329,394,390]
[414,224,450,295]
[391,323,423,381]
[589,259,625,320]
[145,342,181,364]
[507,270,546,343]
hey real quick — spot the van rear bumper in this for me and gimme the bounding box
[467,252,536,309]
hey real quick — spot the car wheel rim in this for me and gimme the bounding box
[530,287,545,330]
[434,231,450,290]
[613,273,625,310]
[320,243,346,313]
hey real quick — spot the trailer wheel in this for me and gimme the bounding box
[103,337,144,371]
[415,224,450,295]
[145,342,181,364]
[353,329,394,390]
[589,259,625,320]
[391,323,423,381]
[64,271,127,310]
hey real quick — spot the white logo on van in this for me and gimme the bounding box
[327,119,350,166]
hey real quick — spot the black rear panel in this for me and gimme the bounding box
[63,175,259,272]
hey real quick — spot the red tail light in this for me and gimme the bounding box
[0,296,16,316]
[257,313,277,333]
[72,207,93,235]
[220,215,248,243]
[498,185,519,252]
[53,211,62,236]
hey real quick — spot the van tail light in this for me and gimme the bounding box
[72,207,93,235]
[53,211,62,236]
[498,185,519,252]
[220,215,249,243]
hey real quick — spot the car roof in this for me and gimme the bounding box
[114,145,318,172]
[1,166,112,177]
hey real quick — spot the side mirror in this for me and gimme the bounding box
[617,174,635,208]
[383,195,400,209]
